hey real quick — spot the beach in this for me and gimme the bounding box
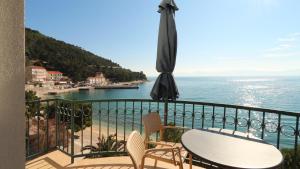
[72,123,132,155]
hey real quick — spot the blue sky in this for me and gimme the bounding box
[26,0,300,76]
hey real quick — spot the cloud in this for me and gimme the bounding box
[264,51,300,58]
[278,37,296,43]
[248,0,280,12]
[263,32,300,58]
[291,32,300,37]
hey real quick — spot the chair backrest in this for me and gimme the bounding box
[126,131,145,169]
[142,112,163,139]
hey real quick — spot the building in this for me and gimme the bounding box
[26,66,48,83]
[47,71,63,81]
[87,72,109,86]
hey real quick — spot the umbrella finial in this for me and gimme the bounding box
[158,0,179,13]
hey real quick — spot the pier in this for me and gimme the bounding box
[94,85,139,89]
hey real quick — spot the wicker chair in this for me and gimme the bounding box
[126,130,184,169]
[142,112,191,169]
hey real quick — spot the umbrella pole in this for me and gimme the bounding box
[163,99,168,126]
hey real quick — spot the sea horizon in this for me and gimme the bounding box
[54,76,300,113]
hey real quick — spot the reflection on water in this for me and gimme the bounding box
[58,76,300,112]
[54,77,300,148]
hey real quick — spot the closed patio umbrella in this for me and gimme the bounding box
[150,0,179,101]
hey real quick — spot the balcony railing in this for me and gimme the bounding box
[26,98,300,167]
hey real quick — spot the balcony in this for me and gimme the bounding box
[26,150,204,169]
[25,99,300,168]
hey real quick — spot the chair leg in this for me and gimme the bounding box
[141,156,146,169]
[189,154,192,169]
[178,163,183,169]
[154,159,157,168]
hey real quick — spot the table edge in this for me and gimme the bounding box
[180,129,283,169]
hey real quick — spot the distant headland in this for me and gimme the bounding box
[25,28,147,98]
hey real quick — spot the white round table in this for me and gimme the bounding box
[181,129,283,169]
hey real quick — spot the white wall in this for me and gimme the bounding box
[0,0,25,168]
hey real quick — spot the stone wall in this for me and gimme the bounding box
[0,0,25,168]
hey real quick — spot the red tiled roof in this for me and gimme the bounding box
[47,71,63,75]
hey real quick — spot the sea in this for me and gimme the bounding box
[56,76,300,148]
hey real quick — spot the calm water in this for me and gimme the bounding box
[60,76,300,112]
[57,77,300,148]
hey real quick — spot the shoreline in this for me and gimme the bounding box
[26,80,147,99]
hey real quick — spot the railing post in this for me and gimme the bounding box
[294,116,299,168]
[70,102,75,163]
[45,101,49,153]
[55,100,59,148]
[36,101,40,153]
[276,113,281,149]
[164,100,168,126]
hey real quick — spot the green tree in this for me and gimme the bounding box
[25,90,40,101]
[26,28,147,82]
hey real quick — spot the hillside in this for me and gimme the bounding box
[25,28,147,82]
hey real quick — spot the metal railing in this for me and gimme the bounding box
[26,98,300,165]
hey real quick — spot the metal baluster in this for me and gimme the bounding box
[116,101,118,151]
[277,113,281,149]
[124,101,127,152]
[148,102,151,113]
[57,104,61,149]
[202,105,205,129]
[174,103,176,125]
[37,102,40,153]
[212,106,215,128]
[234,108,238,131]
[90,102,93,149]
[294,116,299,166]
[132,101,135,131]
[99,102,101,144]
[156,102,159,141]
[107,101,110,151]
[164,100,168,126]
[140,101,143,134]
[223,107,227,129]
[261,112,266,139]
[183,104,186,127]
[81,105,84,155]
[71,103,75,163]
[45,101,49,152]
[99,102,102,147]
[66,108,69,153]
[247,110,251,133]
[62,107,65,151]
[55,101,59,148]
[192,104,195,129]
[26,105,30,156]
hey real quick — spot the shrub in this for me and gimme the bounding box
[163,122,185,143]
[281,146,300,169]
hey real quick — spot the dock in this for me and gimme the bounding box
[48,92,57,95]
[94,85,139,89]
[78,87,90,91]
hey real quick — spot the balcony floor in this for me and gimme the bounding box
[26,150,204,169]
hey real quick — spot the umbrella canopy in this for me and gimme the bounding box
[150,0,179,101]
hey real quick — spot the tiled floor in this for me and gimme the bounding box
[26,150,204,169]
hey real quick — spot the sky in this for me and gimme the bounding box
[26,0,300,77]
